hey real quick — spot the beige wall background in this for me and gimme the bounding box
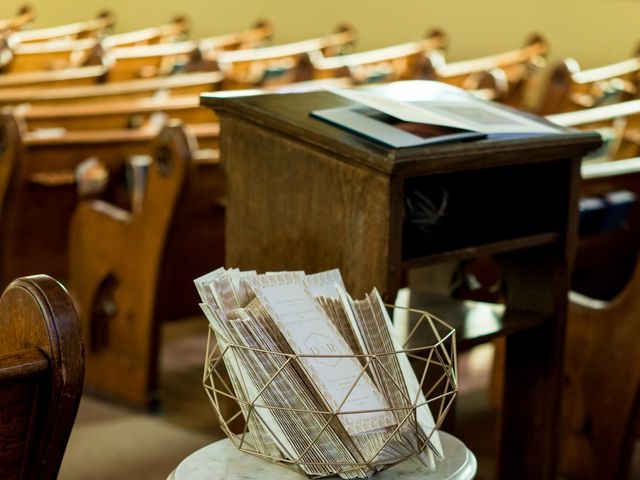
[1,0,638,69]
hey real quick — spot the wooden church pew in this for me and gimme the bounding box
[2,37,101,73]
[0,70,223,105]
[0,63,108,89]
[0,274,83,480]
[0,111,220,312]
[10,10,115,44]
[0,113,159,286]
[15,95,215,131]
[0,4,36,33]
[213,24,357,88]
[310,29,446,83]
[0,20,271,83]
[197,18,273,54]
[425,34,548,107]
[103,20,276,81]
[105,41,198,81]
[548,99,640,160]
[180,19,275,73]
[14,99,221,163]
[560,158,640,479]
[539,55,640,115]
[68,121,224,407]
[102,15,191,48]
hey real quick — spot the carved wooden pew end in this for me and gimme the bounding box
[69,121,191,408]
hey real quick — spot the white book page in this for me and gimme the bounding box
[327,87,471,130]
[328,86,559,135]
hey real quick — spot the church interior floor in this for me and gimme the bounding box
[58,317,502,480]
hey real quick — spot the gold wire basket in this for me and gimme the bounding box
[202,304,457,479]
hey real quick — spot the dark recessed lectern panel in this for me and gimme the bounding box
[403,161,568,261]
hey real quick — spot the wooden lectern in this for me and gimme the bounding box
[201,82,600,480]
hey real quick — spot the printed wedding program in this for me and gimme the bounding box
[195,268,446,479]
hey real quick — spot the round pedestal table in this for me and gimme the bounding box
[168,431,476,480]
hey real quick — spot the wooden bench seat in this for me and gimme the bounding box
[0,70,223,105]
[425,34,548,107]
[102,20,276,81]
[213,24,357,88]
[10,10,115,44]
[310,29,446,83]
[539,55,640,114]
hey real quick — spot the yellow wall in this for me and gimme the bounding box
[1,0,638,68]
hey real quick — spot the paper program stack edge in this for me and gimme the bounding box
[195,268,447,479]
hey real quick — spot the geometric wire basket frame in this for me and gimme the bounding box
[203,304,457,479]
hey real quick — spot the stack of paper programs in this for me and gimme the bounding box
[195,268,457,479]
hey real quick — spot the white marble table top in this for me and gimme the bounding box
[169,431,476,480]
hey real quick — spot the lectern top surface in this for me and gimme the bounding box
[201,81,601,176]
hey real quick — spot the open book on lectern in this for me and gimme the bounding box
[311,81,561,148]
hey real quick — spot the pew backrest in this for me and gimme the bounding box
[0,274,83,480]
[15,95,215,131]
[106,41,198,81]
[11,10,115,43]
[539,56,640,114]
[0,70,223,105]
[4,37,101,73]
[102,15,191,48]
[0,112,173,284]
[214,24,357,88]
[310,29,447,83]
[426,33,548,107]
[198,19,274,55]
[0,63,108,89]
[548,99,640,160]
